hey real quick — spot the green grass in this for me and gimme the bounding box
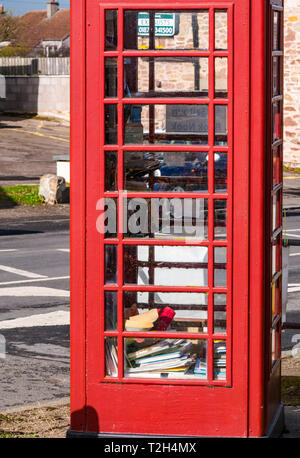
[283,165,300,174]
[0,185,44,206]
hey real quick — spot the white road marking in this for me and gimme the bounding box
[288,282,300,293]
[0,275,70,287]
[288,287,300,293]
[56,249,70,252]
[0,286,69,297]
[0,264,47,279]
[0,249,18,252]
[283,228,300,232]
[284,233,300,239]
[290,253,300,257]
[0,310,70,329]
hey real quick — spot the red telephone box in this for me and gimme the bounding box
[69,0,284,437]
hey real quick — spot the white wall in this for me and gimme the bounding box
[0,75,70,117]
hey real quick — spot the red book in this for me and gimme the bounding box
[155,306,175,331]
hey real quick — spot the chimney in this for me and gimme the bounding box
[47,1,59,19]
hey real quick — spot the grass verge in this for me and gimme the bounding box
[0,185,44,206]
[283,165,300,174]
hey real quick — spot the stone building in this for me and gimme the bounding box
[284,0,300,167]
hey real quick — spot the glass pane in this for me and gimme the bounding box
[214,152,227,193]
[124,245,208,286]
[215,57,228,98]
[123,197,208,239]
[276,277,282,317]
[272,191,281,232]
[273,11,281,51]
[124,57,208,97]
[272,194,276,232]
[213,340,226,380]
[273,56,280,97]
[105,291,118,330]
[215,10,228,51]
[105,10,118,50]
[124,337,207,379]
[124,10,209,51]
[273,243,281,280]
[214,247,227,287]
[105,104,118,144]
[271,325,280,366]
[124,291,208,333]
[105,245,117,283]
[124,104,209,145]
[105,58,117,97]
[273,101,281,142]
[124,151,208,192]
[98,198,117,238]
[105,337,118,377]
[271,329,276,365]
[214,294,226,334]
[214,199,227,240]
[105,152,117,191]
[273,146,281,187]
[215,105,228,145]
[271,281,276,320]
[272,243,278,278]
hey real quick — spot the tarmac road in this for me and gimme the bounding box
[0,114,69,187]
[0,115,71,410]
[0,230,70,410]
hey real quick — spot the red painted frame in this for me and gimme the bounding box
[248,0,284,437]
[70,0,86,432]
[70,0,283,437]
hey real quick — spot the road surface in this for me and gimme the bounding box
[0,230,70,410]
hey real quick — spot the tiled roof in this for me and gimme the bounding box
[17,8,70,48]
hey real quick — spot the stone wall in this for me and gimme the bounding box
[136,11,228,136]
[284,1,300,167]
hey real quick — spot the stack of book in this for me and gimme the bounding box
[193,358,207,377]
[213,341,226,379]
[125,338,194,375]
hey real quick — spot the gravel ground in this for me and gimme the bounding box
[0,403,70,438]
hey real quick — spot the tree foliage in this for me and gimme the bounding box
[0,12,21,43]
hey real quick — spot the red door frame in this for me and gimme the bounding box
[249,0,284,437]
[69,0,284,437]
[70,0,87,432]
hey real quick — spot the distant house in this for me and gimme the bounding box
[16,2,70,57]
[33,34,70,57]
[0,41,11,48]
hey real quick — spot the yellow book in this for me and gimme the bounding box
[125,320,155,331]
[127,309,159,324]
